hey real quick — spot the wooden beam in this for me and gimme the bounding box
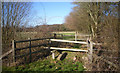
[50,39,87,44]
[50,47,88,52]
[50,39,102,45]
[0,49,13,60]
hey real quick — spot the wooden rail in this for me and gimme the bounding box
[50,39,88,44]
[0,49,13,60]
[50,47,88,52]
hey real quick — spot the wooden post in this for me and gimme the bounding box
[52,52,55,59]
[29,38,32,63]
[61,34,63,39]
[24,55,27,64]
[12,40,16,65]
[90,40,93,63]
[87,38,93,70]
[87,38,90,60]
[54,33,56,39]
[51,51,55,59]
[48,39,51,50]
[75,31,77,41]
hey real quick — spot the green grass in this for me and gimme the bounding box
[60,33,75,35]
[62,36,75,40]
[55,33,75,40]
[2,55,85,72]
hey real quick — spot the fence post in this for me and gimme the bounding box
[61,34,63,39]
[87,38,90,60]
[29,38,32,63]
[12,40,16,65]
[87,38,93,70]
[52,51,55,59]
[90,40,93,63]
[51,50,56,59]
[75,31,77,41]
[54,33,56,39]
[48,39,51,50]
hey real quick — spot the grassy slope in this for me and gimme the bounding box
[2,52,85,71]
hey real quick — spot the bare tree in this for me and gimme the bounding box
[2,2,31,53]
[65,2,119,71]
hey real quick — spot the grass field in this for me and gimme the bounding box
[54,32,75,40]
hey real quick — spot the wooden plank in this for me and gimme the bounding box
[50,47,88,52]
[50,39,87,44]
[0,49,13,60]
